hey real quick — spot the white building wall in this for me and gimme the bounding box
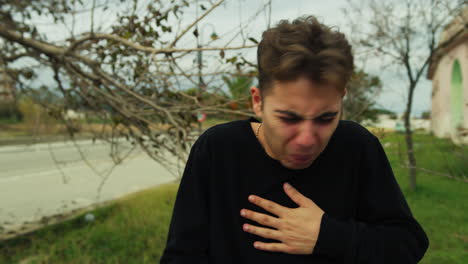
[432,55,453,138]
[431,42,468,143]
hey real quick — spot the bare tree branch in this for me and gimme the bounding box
[169,0,225,48]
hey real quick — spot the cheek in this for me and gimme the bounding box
[267,122,295,145]
[278,125,297,143]
[277,126,301,150]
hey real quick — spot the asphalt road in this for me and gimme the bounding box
[0,140,176,235]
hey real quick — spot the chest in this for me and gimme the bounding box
[210,152,361,220]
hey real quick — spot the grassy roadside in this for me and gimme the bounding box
[0,131,467,263]
[0,117,233,147]
[0,184,178,264]
[0,122,94,147]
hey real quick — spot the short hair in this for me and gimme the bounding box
[257,16,354,95]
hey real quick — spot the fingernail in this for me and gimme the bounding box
[284,182,291,189]
[243,224,249,231]
[240,210,246,217]
[248,195,255,202]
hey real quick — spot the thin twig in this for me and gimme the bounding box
[401,165,468,183]
[169,0,225,48]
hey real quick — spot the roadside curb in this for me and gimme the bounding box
[0,180,178,242]
[0,200,112,241]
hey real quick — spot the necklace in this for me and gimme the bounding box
[255,122,262,138]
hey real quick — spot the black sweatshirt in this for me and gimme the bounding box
[160,118,429,263]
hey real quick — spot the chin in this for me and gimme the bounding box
[280,159,314,170]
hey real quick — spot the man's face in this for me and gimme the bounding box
[251,77,344,170]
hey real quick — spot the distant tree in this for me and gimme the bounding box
[342,69,382,124]
[222,71,254,111]
[223,74,252,100]
[374,108,398,120]
[421,111,431,120]
[0,101,22,122]
[344,0,464,190]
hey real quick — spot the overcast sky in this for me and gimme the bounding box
[29,0,435,117]
[200,0,433,117]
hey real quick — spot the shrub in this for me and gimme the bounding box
[0,101,23,122]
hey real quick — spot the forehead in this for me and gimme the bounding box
[264,77,343,115]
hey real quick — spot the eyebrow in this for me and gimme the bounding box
[274,109,339,120]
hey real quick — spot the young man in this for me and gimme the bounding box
[160,16,428,263]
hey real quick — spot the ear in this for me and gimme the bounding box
[250,86,263,118]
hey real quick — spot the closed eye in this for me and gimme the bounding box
[279,116,301,124]
[315,118,335,124]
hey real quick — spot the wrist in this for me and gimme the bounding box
[312,214,352,260]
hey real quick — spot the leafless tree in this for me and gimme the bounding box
[0,0,263,177]
[344,0,466,190]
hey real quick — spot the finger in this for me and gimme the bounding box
[242,223,282,241]
[240,209,281,229]
[283,182,312,207]
[252,241,292,253]
[248,195,286,216]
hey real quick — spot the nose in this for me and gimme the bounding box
[294,121,318,149]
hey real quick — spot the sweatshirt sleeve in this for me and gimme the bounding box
[160,134,211,263]
[313,135,429,263]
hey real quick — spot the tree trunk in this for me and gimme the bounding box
[404,83,417,191]
[404,115,417,190]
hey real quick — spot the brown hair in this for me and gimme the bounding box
[257,16,354,95]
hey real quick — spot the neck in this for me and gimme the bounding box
[252,122,277,160]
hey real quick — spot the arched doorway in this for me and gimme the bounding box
[451,59,464,132]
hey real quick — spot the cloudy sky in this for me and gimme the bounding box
[197,0,434,117]
[30,0,435,117]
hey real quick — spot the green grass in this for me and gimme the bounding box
[0,132,467,263]
[0,118,22,125]
[0,184,178,264]
[201,117,237,129]
[380,132,468,264]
